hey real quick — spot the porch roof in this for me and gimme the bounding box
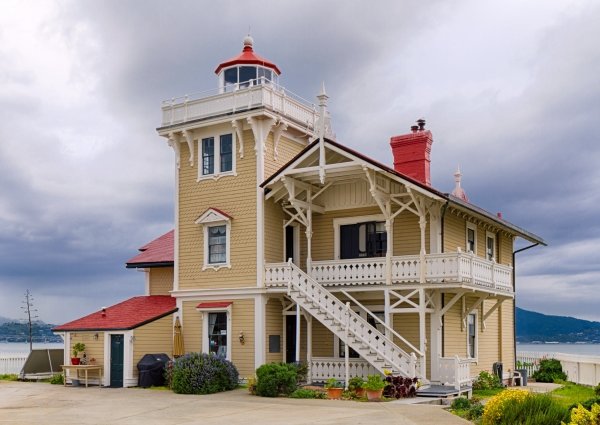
[262,137,545,245]
[52,296,177,332]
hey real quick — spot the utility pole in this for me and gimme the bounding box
[21,290,38,352]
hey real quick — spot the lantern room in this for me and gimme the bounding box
[215,35,281,93]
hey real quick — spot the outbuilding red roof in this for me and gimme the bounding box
[52,296,177,332]
[126,230,174,268]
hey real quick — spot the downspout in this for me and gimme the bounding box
[512,242,539,369]
[440,200,449,357]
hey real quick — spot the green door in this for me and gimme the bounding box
[110,334,124,387]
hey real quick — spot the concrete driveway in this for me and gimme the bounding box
[0,381,469,425]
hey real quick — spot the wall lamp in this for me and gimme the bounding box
[238,331,245,345]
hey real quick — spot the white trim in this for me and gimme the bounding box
[486,231,497,261]
[466,222,477,254]
[200,307,232,361]
[174,154,180,291]
[197,211,232,270]
[466,311,478,361]
[103,331,134,388]
[197,132,237,181]
[332,214,386,260]
[143,269,150,295]
[254,295,266,369]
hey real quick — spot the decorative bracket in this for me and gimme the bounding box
[247,116,276,156]
[183,130,194,166]
[272,121,288,160]
[462,294,488,330]
[231,119,244,159]
[482,298,504,331]
[167,132,181,169]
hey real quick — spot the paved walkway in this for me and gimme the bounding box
[0,381,469,425]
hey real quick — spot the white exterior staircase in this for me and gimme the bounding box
[284,261,420,378]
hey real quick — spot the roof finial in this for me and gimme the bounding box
[451,165,469,202]
[243,33,254,50]
[317,81,329,107]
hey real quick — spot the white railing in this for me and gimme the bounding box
[310,357,379,382]
[517,351,600,386]
[160,79,318,129]
[0,352,28,374]
[439,356,473,390]
[266,251,513,293]
[286,262,418,377]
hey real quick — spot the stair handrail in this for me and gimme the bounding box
[286,260,417,375]
[340,289,423,356]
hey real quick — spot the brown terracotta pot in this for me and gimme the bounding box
[327,387,343,399]
[355,388,366,398]
[366,389,383,401]
[71,357,80,365]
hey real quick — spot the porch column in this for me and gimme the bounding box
[419,288,427,378]
[307,315,313,384]
[254,295,266,369]
[419,216,427,284]
[295,303,301,363]
[384,288,391,339]
[429,291,442,383]
[385,217,393,285]
[306,193,313,274]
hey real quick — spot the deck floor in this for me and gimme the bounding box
[417,385,471,398]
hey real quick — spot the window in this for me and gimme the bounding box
[486,232,496,261]
[339,221,387,259]
[221,66,276,92]
[198,133,236,180]
[196,208,232,271]
[207,312,228,358]
[467,313,477,359]
[208,225,227,264]
[466,223,477,254]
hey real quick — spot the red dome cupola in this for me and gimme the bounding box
[215,35,281,92]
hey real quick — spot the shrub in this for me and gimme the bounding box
[569,403,600,425]
[451,397,471,410]
[467,403,485,420]
[0,374,18,381]
[255,363,297,397]
[348,376,365,392]
[247,376,257,395]
[568,398,600,412]
[482,389,530,424]
[595,384,600,397]
[383,375,418,399]
[50,374,64,385]
[170,352,239,395]
[532,358,567,383]
[289,388,326,399]
[292,362,308,384]
[363,374,386,391]
[473,370,502,390]
[482,390,569,425]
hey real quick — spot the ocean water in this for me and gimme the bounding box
[0,342,64,354]
[517,343,600,357]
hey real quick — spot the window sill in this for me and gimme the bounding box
[202,263,232,271]
[197,171,237,182]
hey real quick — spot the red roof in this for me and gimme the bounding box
[215,38,280,75]
[126,230,174,268]
[52,296,177,332]
[196,301,232,309]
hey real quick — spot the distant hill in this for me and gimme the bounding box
[0,320,63,343]
[516,307,600,343]
[0,316,11,325]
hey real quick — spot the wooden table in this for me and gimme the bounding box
[61,365,103,388]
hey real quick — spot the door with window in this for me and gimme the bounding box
[340,222,386,259]
[207,312,228,359]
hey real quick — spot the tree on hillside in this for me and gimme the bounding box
[21,289,38,352]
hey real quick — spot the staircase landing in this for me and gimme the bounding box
[417,385,472,398]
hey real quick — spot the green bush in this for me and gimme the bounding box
[532,359,567,383]
[0,374,18,381]
[50,374,64,385]
[595,383,600,397]
[467,403,484,420]
[568,397,600,412]
[473,370,502,390]
[255,363,297,397]
[348,376,365,392]
[451,397,471,410]
[289,388,326,399]
[170,352,239,395]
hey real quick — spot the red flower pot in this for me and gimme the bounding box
[366,389,383,401]
[327,388,343,399]
[71,357,80,365]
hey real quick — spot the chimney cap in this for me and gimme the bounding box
[410,125,419,133]
[417,118,426,131]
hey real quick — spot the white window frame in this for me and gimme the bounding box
[466,311,478,360]
[333,214,386,260]
[197,132,237,181]
[466,222,477,254]
[199,306,232,361]
[486,231,496,262]
[195,209,232,271]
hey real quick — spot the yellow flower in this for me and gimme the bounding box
[569,404,595,425]
[482,389,530,425]
[383,369,392,376]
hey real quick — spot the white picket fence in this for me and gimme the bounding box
[0,352,28,374]
[517,351,600,386]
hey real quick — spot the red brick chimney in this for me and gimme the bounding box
[390,119,433,185]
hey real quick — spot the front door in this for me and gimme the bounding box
[285,315,297,363]
[110,334,124,387]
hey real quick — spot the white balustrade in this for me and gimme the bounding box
[0,352,28,374]
[161,81,317,129]
[311,258,386,286]
[310,357,379,382]
[439,356,473,390]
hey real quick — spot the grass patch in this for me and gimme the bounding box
[0,374,19,381]
[473,387,505,398]
[551,382,596,408]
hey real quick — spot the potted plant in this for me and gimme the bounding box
[348,376,365,397]
[71,342,86,365]
[324,377,344,399]
[364,374,386,401]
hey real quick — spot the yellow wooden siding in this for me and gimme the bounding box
[265,297,283,364]
[312,320,334,357]
[178,129,257,290]
[181,301,202,353]
[69,332,104,365]
[148,267,174,295]
[442,296,467,359]
[393,211,430,255]
[392,313,430,378]
[444,213,466,254]
[499,233,514,266]
[231,299,255,378]
[264,199,285,263]
[474,298,501,375]
[264,135,305,180]
[500,299,515,368]
[132,315,174,378]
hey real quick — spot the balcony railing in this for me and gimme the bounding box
[265,251,513,293]
[310,357,379,382]
[160,78,318,129]
[438,356,473,389]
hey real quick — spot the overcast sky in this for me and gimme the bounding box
[1,0,599,324]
